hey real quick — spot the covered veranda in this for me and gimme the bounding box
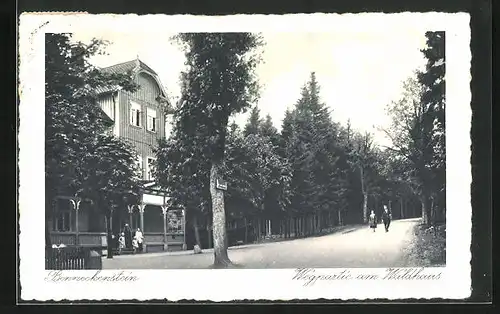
[48,183,187,253]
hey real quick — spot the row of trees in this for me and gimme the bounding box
[156,70,424,250]
[154,32,445,267]
[383,31,446,225]
[153,32,445,266]
[45,31,445,267]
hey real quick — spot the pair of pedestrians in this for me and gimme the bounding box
[368,205,392,232]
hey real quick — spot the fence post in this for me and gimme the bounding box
[161,206,168,251]
[86,250,102,269]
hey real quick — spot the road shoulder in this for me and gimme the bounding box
[403,222,446,267]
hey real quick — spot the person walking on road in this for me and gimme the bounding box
[369,210,377,232]
[382,205,392,232]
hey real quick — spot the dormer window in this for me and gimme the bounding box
[130,101,142,127]
[147,108,157,132]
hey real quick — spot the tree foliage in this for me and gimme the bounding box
[154,32,444,253]
[225,115,292,219]
[45,33,141,250]
[243,106,262,137]
[383,31,446,225]
[173,33,263,161]
[280,73,347,217]
[172,33,264,266]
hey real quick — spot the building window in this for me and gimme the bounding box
[130,101,142,127]
[52,199,72,232]
[135,155,144,179]
[53,210,72,232]
[147,108,157,132]
[146,157,156,181]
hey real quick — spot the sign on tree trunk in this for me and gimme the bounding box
[216,178,228,191]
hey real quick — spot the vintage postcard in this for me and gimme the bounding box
[18,12,472,301]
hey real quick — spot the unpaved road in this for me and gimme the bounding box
[103,218,421,269]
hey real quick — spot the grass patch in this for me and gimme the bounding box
[407,223,446,266]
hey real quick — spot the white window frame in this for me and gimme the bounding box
[52,199,73,232]
[53,210,72,232]
[130,101,142,127]
[146,107,157,132]
[146,156,156,181]
[136,155,144,179]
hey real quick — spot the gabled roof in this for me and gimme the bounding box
[101,59,158,77]
[94,58,169,103]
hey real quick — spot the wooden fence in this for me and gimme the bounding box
[45,246,102,270]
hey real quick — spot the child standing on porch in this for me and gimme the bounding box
[135,228,144,253]
[118,232,126,254]
[132,237,138,254]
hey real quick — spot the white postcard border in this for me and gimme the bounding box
[18,12,472,301]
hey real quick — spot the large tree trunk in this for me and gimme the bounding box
[207,221,213,249]
[421,196,432,226]
[193,214,202,251]
[362,192,368,224]
[288,217,291,238]
[244,217,248,243]
[45,195,53,249]
[257,218,261,242]
[45,219,52,249]
[317,211,321,232]
[360,166,369,223]
[284,217,288,238]
[210,161,231,267]
[422,199,428,224]
[106,212,114,259]
[430,196,435,227]
[400,197,404,219]
[299,216,302,236]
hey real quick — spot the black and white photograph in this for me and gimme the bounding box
[19,13,472,301]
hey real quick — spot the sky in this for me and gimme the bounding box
[73,30,427,146]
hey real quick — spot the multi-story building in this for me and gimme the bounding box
[49,58,186,253]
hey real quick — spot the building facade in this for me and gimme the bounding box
[49,58,186,253]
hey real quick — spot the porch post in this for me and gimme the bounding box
[138,204,146,232]
[69,198,81,245]
[127,205,134,227]
[182,209,187,250]
[161,205,168,251]
[110,206,114,233]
